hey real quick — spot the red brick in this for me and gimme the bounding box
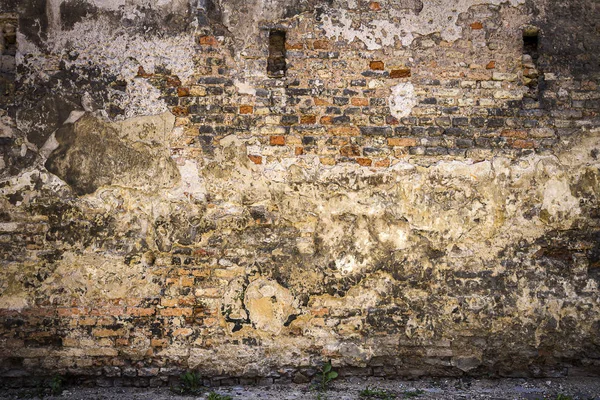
[295,147,304,155]
[388,138,417,147]
[370,60,384,70]
[390,68,411,78]
[502,129,527,139]
[369,1,382,11]
[356,157,373,166]
[239,105,254,114]
[486,60,496,69]
[470,22,483,30]
[199,35,218,46]
[270,135,286,146]
[248,155,263,164]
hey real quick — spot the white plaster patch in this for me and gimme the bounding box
[234,80,257,96]
[388,82,417,119]
[119,79,168,119]
[541,178,580,219]
[321,0,525,49]
[168,160,207,202]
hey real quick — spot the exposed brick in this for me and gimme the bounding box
[351,97,369,106]
[199,35,219,46]
[248,155,263,164]
[470,21,483,30]
[511,139,535,149]
[328,126,360,136]
[486,60,496,69]
[340,145,361,157]
[375,158,390,168]
[369,1,381,11]
[240,105,254,114]
[313,39,330,50]
[388,138,417,147]
[300,115,317,124]
[390,68,411,78]
[270,135,286,146]
[356,157,373,166]
[177,87,190,97]
[370,61,385,71]
[501,130,527,139]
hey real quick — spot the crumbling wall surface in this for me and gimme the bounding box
[1,0,599,386]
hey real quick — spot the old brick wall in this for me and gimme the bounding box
[0,0,599,387]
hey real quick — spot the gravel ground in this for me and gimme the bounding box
[2,377,599,400]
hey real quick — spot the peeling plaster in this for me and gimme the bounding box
[321,0,525,49]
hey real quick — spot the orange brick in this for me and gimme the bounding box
[171,106,189,116]
[502,130,527,139]
[486,60,496,69]
[295,147,304,155]
[301,115,317,124]
[388,138,417,147]
[313,97,331,106]
[173,328,193,337]
[351,97,369,106]
[151,339,168,347]
[285,42,303,50]
[93,328,124,337]
[375,158,391,168]
[162,298,179,307]
[328,126,360,136]
[356,157,372,166]
[181,276,195,287]
[313,39,330,50]
[369,1,381,11]
[270,135,286,146]
[116,338,129,346]
[340,145,361,157]
[320,116,333,125]
[239,105,254,114]
[199,35,218,46]
[128,308,155,317]
[160,308,193,317]
[248,155,263,164]
[390,68,411,78]
[370,60,384,70]
[177,87,190,97]
[471,22,483,30]
[511,139,535,149]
